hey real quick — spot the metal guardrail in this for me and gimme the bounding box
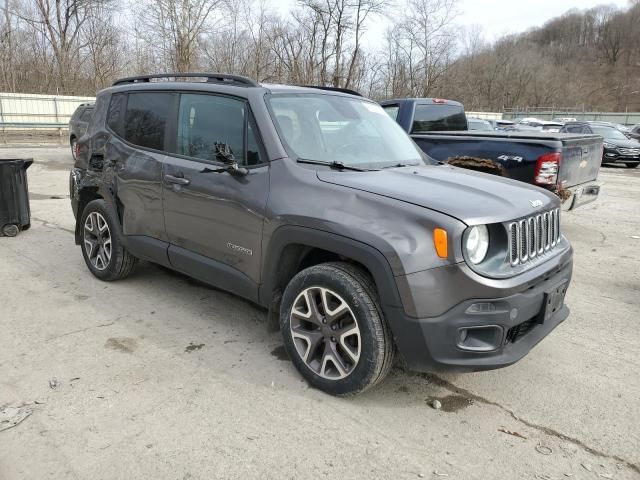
[0,121,69,143]
[0,93,94,128]
[503,110,640,125]
[1,122,68,127]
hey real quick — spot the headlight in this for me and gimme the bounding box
[465,225,489,264]
[603,142,616,149]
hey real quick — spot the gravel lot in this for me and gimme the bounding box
[1,146,639,480]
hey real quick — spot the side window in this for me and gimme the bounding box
[107,94,126,137]
[582,127,592,134]
[176,93,258,166]
[124,92,173,151]
[383,105,399,120]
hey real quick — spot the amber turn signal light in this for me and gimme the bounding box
[433,228,448,258]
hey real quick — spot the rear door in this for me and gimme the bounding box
[105,91,173,242]
[162,92,269,299]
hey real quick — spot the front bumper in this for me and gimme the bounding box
[386,247,573,372]
[603,150,640,163]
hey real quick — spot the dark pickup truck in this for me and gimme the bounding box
[381,98,603,210]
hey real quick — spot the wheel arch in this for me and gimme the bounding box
[259,226,404,314]
[74,185,122,245]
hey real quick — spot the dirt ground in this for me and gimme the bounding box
[1,146,639,480]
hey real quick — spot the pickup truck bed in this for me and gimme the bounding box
[412,130,603,210]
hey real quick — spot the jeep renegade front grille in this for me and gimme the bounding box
[508,209,560,266]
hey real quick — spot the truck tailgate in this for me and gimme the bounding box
[559,135,602,188]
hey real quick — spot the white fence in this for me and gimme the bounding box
[0,92,95,127]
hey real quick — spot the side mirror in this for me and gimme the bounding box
[206,143,249,176]
[226,162,249,176]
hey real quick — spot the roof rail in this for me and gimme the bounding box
[300,85,363,97]
[113,73,260,87]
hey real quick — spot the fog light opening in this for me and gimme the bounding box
[457,325,503,352]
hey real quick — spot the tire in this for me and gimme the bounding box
[70,137,77,160]
[625,162,639,169]
[280,262,394,396]
[80,199,137,281]
[1,224,19,237]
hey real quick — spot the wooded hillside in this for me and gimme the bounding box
[440,1,640,112]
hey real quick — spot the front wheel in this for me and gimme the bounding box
[625,162,639,169]
[80,199,137,281]
[280,262,394,396]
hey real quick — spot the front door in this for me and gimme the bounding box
[162,93,269,299]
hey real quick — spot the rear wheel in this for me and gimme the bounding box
[80,199,137,281]
[280,262,394,396]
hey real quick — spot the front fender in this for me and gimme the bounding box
[259,225,404,312]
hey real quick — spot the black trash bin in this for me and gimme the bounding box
[0,158,33,237]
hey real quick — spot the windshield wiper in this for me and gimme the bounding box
[379,162,420,169]
[296,158,375,172]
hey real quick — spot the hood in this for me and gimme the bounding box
[317,164,559,225]
[604,138,640,148]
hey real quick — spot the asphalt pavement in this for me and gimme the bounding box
[1,146,639,479]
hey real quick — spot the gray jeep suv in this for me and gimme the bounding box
[70,73,573,396]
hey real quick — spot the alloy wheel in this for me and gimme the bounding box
[289,286,361,380]
[83,212,112,271]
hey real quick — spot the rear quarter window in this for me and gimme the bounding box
[107,94,127,137]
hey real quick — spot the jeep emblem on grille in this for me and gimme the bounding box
[530,199,543,208]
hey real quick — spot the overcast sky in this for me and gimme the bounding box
[273,0,630,48]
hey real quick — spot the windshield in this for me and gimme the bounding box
[268,94,426,168]
[468,119,492,131]
[591,126,628,140]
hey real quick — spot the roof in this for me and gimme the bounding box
[380,98,464,106]
[105,73,367,100]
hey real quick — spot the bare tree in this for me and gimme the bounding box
[381,0,458,97]
[136,0,222,72]
[7,0,111,92]
[0,0,17,91]
[82,3,122,90]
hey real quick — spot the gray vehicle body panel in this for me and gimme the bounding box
[70,79,573,372]
[316,164,558,226]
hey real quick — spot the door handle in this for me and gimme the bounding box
[164,174,190,186]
